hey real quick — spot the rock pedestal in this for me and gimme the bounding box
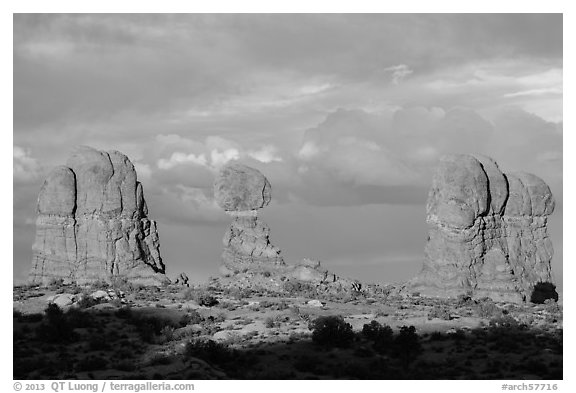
[214,163,284,276]
[410,154,556,303]
[29,146,168,286]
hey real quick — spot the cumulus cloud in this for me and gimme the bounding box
[158,152,208,170]
[294,105,561,206]
[155,135,242,171]
[14,146,41,183]
[248,145,283,163]
[383,64,413,85]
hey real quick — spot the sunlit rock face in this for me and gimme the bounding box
[29,146,168,286]
[410,154,556,303]
[214,163,284,276]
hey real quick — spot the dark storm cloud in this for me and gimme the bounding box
[14,14,561,128]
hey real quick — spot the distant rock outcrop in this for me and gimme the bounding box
[214,163,284,276]
[410,154,556,303]
[29,146,168,286]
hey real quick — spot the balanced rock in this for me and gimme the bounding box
[214,163,284,275]
[214,164,271,211]
[410,154,556,303]
[29,146,168,286]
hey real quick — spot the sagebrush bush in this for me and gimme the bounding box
[179,310,203,326]
[264,317,276,328]
[427,306,452,320]
[183,288,219,307]
[309,315,355,347]
[530,282,558,304]
[474,298,503,319]
[184,339,236,365]
[282,280,317,297]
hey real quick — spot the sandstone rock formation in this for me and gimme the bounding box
[174,272,190,287]
[214,163,284,275]
[213,164,372,299]
[29,146,168,286]
[410,154,556,303]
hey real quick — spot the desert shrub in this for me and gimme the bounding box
[65,308,95,328]
[282,280,316,297]
[429,331,447,341]
[75,355,108,372]
[489,314,519,329]
[46,278,65,290]
[16,312,44,323]
[223,287,253,300]
[393,326,422,362]
[36,304,76,343]
[293,355,320,373]
[160,326,176,342]
[183,288,219,307]
[309,315,355,348]
[115,306,133,319]
[179,310,203,326]
[13,355,51,379]
[362,320,390,340]
[110,277,137,294]
[147,353,173,366]
[112,359,137,371]
[76,294,100,309]
[374,309,390,318]
[264,317,276,328]
[456,292,474,306]
[474,298,503,319]
[110,298,123,308]
[184,339,236,365]
[530,282,559,304]
[427,305,452,320]
[275,300,290,310]
[128,315,180,344]
[88,335,111,351]
[362,320,394,353]
[210,313,227,323]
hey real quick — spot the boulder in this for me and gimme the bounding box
[411,154,556,303]
[29,146,169,286]
[214,163,271,211]
[48,293,75,308]
[175,272,190,287]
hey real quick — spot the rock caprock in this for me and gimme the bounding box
[29,146,168,286]
[410,154,556,303]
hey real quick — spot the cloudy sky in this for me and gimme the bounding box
[13,14,563,291]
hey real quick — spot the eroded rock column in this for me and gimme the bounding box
[214,163,284,276]
[29,146,168,286]
[410,154,556,303]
